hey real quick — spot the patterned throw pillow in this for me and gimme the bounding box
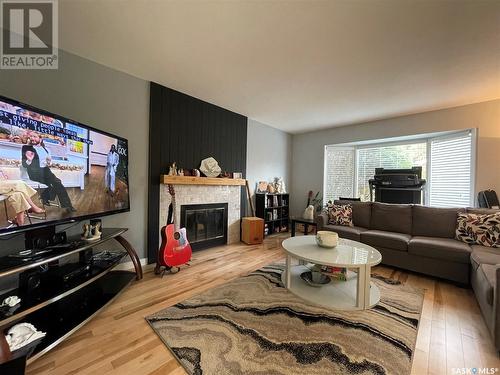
[455,212,500,248]
[327,204,353,227]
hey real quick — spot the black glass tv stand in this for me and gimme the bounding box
[0,228,143,374]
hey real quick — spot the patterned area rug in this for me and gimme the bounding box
[146,264,423,375]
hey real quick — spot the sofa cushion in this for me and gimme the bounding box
[412,205,464,238]
[456,212,500,247]
[370,202,412,234]
[467,208,500,215]
[477,264,497,306]
[470,245,500,269]
[335,200,372,228]
[321,225,368,241]
[360,230,411,251]
[326,204,353,227]
[408,236,472,264]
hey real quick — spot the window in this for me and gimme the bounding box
[324,147,355,203]
[324,130,475,207]
[429,132,473,207]
[356,143,427,201]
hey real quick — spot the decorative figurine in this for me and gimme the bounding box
[168,162,178,176]
[199,157,222,177]
[257,181,268,193]
[0,295,21,316]
[92,221,102,238]
[82,224,90,239]
[1,296,21,308]
[274,177,286,194]
[81,222,102,241]
[267,184,275,193]
[303,205,315,220]
[5,323,46,351]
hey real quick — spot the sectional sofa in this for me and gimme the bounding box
[316,201,500,352]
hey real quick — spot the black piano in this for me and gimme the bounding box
[369,167,426,204]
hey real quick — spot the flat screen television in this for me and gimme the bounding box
[0,95,130,235]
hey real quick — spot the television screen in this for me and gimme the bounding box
[0,95,130,234]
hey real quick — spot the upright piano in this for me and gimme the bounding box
[368,167,426,204]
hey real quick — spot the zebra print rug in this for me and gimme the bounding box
[146,264,423,375]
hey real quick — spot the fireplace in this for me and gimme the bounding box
[159,184,240,249]
[181,203,228,250]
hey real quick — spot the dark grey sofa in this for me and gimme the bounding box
[316,201,500,352]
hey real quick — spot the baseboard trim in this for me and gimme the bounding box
[114,257,151,271]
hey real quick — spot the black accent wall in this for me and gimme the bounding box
[148,82,248,263]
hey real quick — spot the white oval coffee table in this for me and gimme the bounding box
[281,235,382,310]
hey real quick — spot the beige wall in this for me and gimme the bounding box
[290,99,500,215]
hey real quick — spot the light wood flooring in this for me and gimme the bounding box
[26,234,499,375]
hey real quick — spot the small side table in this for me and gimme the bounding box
[291,217,317,237]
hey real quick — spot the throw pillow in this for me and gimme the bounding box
[455,212,500,248]
[327,204,353,227]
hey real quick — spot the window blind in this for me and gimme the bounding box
[429,132,472,207]
[324,147,355,203]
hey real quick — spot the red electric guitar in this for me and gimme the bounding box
[155,184,192,276]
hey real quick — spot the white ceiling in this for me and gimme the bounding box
[59,0,500,134]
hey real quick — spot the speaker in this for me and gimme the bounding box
[52,231,67,246]
[33,237,51,249]
[19,269,43,294]
[31,231,67,249]
[25,226,67,250]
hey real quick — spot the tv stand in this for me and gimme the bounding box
[0,228,142,374]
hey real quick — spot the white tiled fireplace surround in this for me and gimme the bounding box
[159,184,241,245]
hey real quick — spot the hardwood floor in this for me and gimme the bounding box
[26,234,499,375]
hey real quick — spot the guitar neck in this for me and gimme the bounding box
[171,194,178,230]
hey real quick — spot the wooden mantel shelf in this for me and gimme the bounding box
[160,175,246,186]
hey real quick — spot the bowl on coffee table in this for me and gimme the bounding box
[315,231,339,248]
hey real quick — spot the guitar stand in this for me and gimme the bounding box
[162,266,178,278]
[154,264,168,275]
[154,263,190,277]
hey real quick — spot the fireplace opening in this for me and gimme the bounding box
[181,203,228,250]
